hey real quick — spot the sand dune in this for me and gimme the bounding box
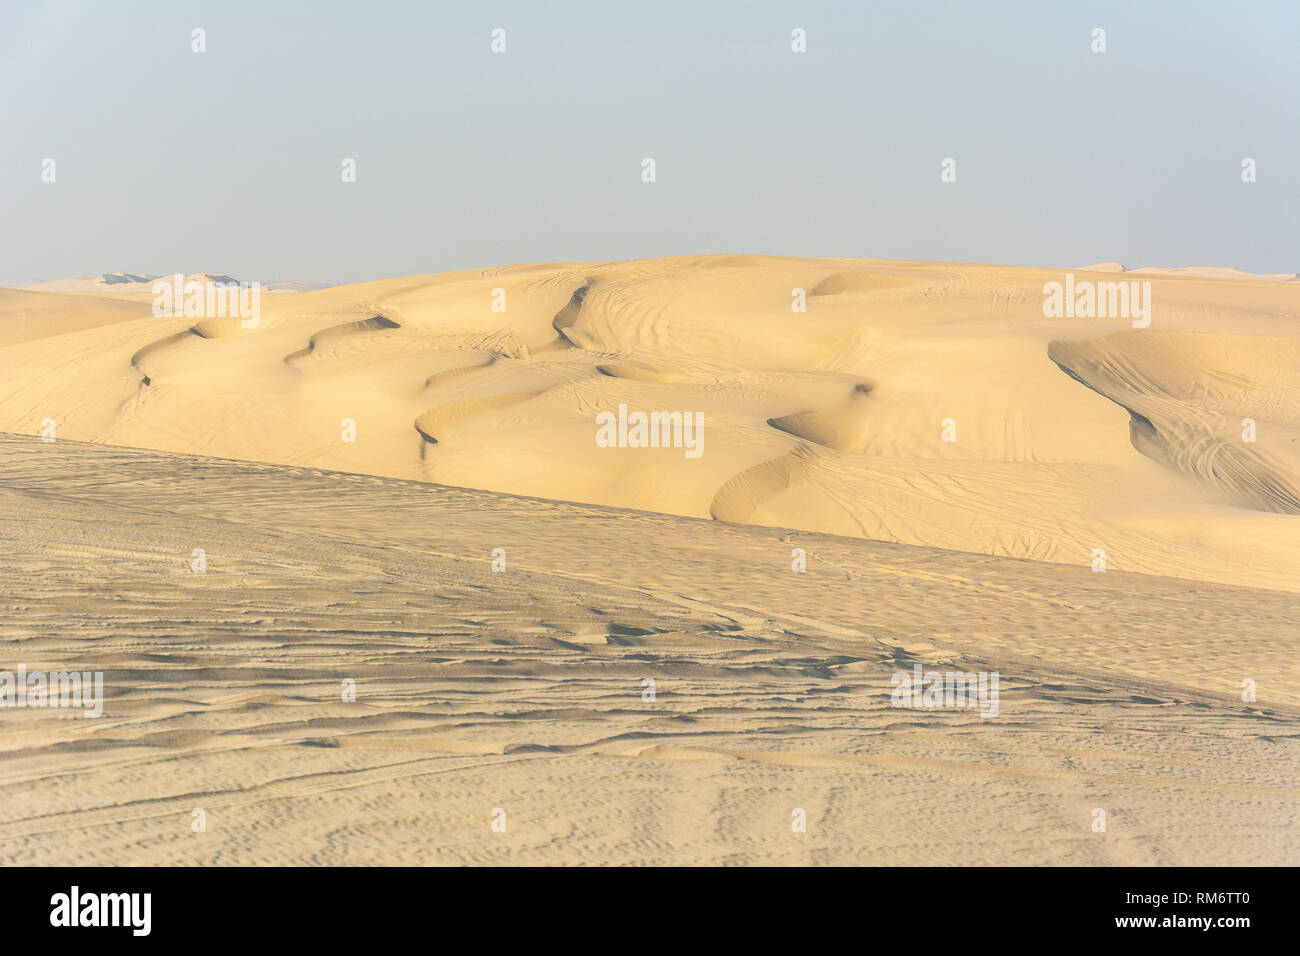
[1,435,1295,865]
[0,287,154,347]
[1081,262,1300,282]
[2,255,1297,592]
[1049,332,1300,514]
[22,273,334,297]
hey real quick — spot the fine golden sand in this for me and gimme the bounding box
[1,256,1297,864]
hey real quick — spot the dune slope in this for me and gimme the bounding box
[1,435,1296,865]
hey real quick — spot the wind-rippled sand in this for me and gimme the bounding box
[0,436,1296,865]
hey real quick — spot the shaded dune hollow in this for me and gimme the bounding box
[550,281,594,346]
[767,382,875,451]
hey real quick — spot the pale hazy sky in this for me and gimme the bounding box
[2,0,1297,285]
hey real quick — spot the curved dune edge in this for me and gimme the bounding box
[129,328,199,383]
[284,314,401,365]
[414,390,546,446]
[2,254,1299,592]
[596,363,688,384]
[424,351,497,387]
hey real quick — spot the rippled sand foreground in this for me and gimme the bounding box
[1,435,1295,865]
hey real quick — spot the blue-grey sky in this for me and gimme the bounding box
[2,0,1297,285]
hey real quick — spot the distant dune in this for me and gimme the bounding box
[1081,262,1298,282]
[2,255,1298,591]
[0,287,154,347]
[21,272,335,296]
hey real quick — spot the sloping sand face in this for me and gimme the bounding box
[2,256,1297,591]
[1,435,1296,865]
